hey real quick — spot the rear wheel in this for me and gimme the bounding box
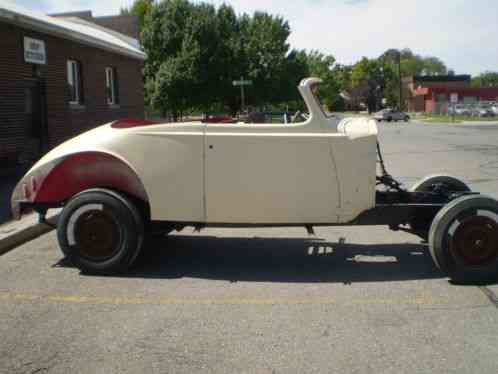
[429,195,498,284]
[57,189,144,274]
[410,175,470,234]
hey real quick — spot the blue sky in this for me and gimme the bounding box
[9,0,498,76]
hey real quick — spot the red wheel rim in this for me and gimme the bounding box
[74,210,121,261]
[451,215,498,267]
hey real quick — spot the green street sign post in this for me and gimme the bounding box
[233,77,253,113]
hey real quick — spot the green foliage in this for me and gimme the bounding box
[351,57,396,112]
[472,71,498,87]
[380,48,447,76]
[237,12,294,106]
[120,0,154,29]
[301,51,339,110]
[142,0,310,116]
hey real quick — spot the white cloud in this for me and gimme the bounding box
[12,0,133,16]
[13,0,498,75]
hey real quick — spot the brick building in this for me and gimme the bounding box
[404,75,498,114]
[0,3,145,170]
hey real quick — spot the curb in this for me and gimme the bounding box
[0,214,59,257]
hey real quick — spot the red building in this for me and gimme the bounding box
[404,75,498,114]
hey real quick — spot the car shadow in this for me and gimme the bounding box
[55,235,444,283]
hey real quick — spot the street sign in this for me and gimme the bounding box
[233,80,253,86]
[233,77,252,112]
[450,93,458,103]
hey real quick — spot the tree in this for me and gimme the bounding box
[238,12,292,106]
[120,0,154,30]
[472,72,498,87]
[302,51,342,111]
[380,48,447,77]
[278,49,309,107]
[351,57,395,113]
[142,1,301,116]
[421,56,447,75]
[142,0,200,118]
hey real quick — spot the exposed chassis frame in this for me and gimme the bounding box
[21,189,477,239]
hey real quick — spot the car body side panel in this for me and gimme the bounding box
[110,124,205,222]
[334,118,378,222]
[16,123,206,222]
[205,129,341,223]
[330,135,378,222]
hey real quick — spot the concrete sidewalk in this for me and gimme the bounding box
[0,210,59,256]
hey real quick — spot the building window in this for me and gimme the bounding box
[67,60,81,104]
[106,67,119,105]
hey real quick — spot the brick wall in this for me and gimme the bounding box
[93,15,140,40]
[0,21,144,168]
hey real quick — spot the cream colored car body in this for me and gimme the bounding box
[14,78,378,225]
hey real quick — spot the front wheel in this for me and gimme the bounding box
[57,189,144,274]
[429,195,498,284]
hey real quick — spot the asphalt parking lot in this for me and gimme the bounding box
[1,121,498,373]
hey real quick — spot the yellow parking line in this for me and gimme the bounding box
[0,291,459,307]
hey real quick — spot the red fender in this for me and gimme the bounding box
[34,152,149,203]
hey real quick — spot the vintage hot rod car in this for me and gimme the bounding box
[11,78,498,284]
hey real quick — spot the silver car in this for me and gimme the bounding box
[448,104,471,116]
[471,103,495,117]
[490,102,498,116]
[373,109,410,122]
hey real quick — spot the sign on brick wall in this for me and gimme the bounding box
[23,37,46,65]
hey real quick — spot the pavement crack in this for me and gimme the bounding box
[478,286,498,309]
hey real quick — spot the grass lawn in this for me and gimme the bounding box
[417,114,497,123]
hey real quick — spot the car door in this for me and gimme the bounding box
[204,124,341,224]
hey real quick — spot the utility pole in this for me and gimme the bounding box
[398,51,403,111]
[241,78,245,112]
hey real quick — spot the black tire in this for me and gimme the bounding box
[404,116,410,122]
[409,175,470,233]
[57,189,144,274]
[410,175,470,194]
[387,117,392,122]
[429,195,498,284]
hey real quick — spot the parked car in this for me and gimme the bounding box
[471,103,495,117]
[11,77,498,284]
[448,104,472,116]
[373,109,410,122]
[490,102,498,116]
[203,115,236,124]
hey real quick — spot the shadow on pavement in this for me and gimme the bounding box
[56,235,444,283]
[0,167,28,224]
